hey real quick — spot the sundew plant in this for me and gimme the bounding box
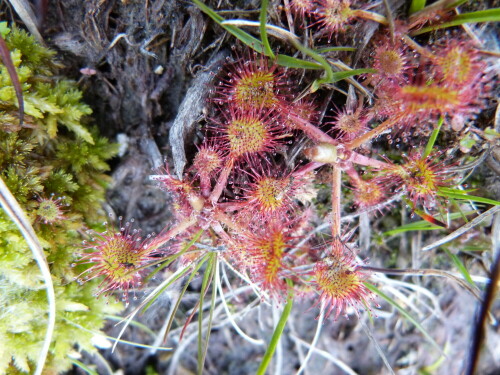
[72,0,500,374]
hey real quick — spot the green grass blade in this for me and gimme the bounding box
[141,264,194,313]
[256,280,294,375]
[364,283,442,353]
[437,188,500,206]
[440,187,477,194]
[383,220,442,236]
[259,0,274,58]
[412,8,500,35]
[423,117,443,159]
[192,0,265,54]
[144,229,204,283]
[191,0,223,22]
[409,0,426,14]
[162,254,210,344]
[198,253,217,375]
[276,54,323,69]
[315,46,357,53]
[443,248,475,286]
[66,318,172,351]
[199,258,218,375]
[445,1,469,9]
[329,68,376,83]
[194,3,364,91]
[106,315,156,337]
[286,41,333,91]
[450,198,469,223]
[71,359,98,375]
[383,211,474,236]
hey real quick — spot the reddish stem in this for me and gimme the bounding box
[346,115,403,149]
[150,216,197,250]
[289,114,337,145]
[343,163,362,183]
[331,164,342,240]
[352,9,388,25]
[209,158,235,204]
[292,161,325,177]
[214,210,251,237]
[346,151,392,169]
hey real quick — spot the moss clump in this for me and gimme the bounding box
[0,23,122,374]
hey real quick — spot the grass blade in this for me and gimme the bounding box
[384,219,442,236]
[70,359,98,375]
[422,206,500,251]
[437,188,500,206]
[316,46,357,53]
[412,8,500,35]
[65,318,172,351]
[409,0,426,14]
[256,281,294,375]
[197,253,217,375]
[329,68,376,84]
[218,18,335,88]
[162,254,209,344]
[423,117,443,159]
[192,0,265,54]
[383,211,474,236]
[276,54,323,69]
[106,315,156,337]
[141,262,194,313]
[111,265,190,352]
[365,283,442,353]
[144,229,204,283]
[259,0,274,58]
[443,248,475,286]
[216,263,265,345]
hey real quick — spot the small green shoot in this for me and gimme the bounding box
[423,117,443,159]
[276,54,323,69]
[364,283,442,353]
[443,248,475,287]
[316,46,357,53]
[259,0,274,58]
[409,0,426,14]
[256,280,294,375]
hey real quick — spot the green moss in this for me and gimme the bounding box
[0,23,121,374]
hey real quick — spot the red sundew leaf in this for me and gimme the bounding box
[414,209,447,228]
[0,34,24,126]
